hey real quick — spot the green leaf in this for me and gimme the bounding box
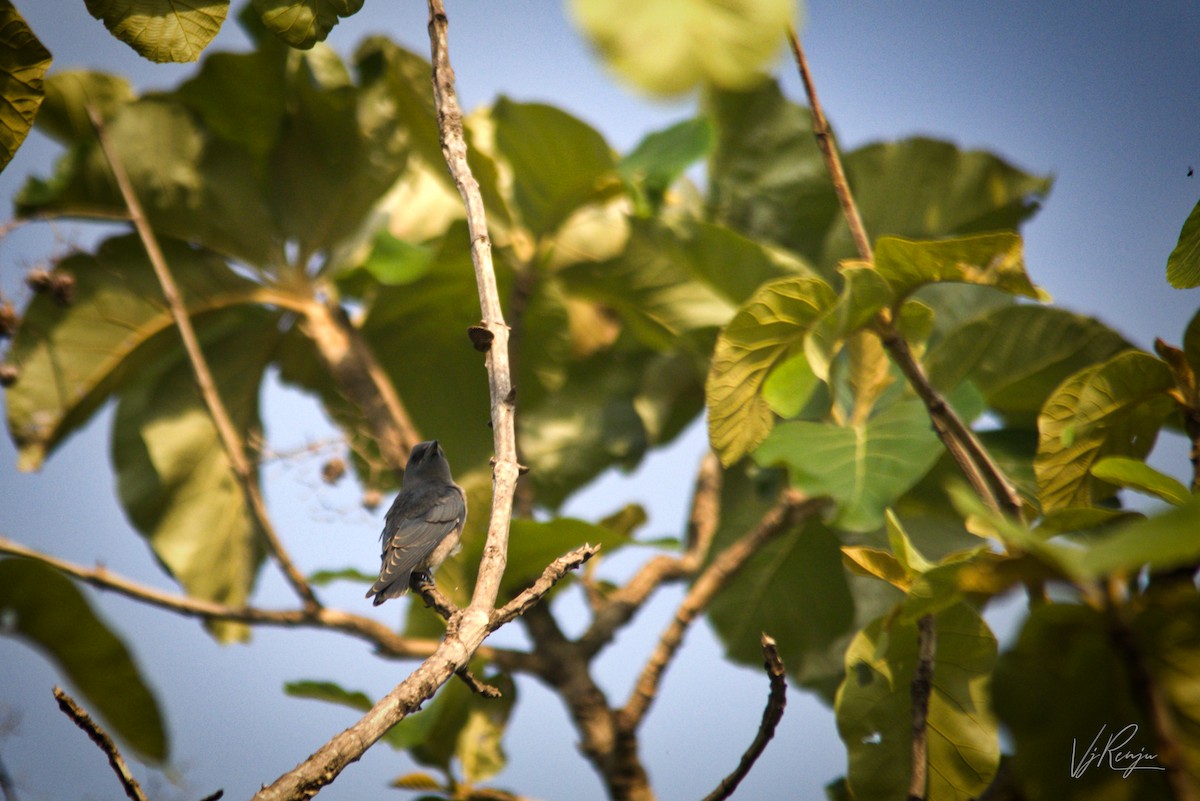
[252,0,363,49]
[0,1,51,171]
[926,305,1133,428]
[36,71,135,145]
[754,399,947,532]
[283,680,372,711]
[0,558,167,761]
[805,263,893,381]
[1035,350,1176,512]
[1091,456,1190,506]
[1167,197,1200,288]
[993,603,1172,801]
[706,275,837,465]
[1077,494,1200,577]
[570,0,794,96]
[873,232,1040,302]
[307,567,375,586]
[5,235,276,471]
[492,98,618,238]
[885,510,935,577]
[762,351,821,419]
[84,0,228,62]
[113,307,281,642]
[618,117,713,213]
[836,603,999,801]
[841,546,910,590]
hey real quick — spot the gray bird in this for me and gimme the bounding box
[366,440,466,605]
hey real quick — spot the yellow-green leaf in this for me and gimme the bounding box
[0,1,51,171]
[84,0,228,62]
[874,232,1041,302]
[251,0,362,49]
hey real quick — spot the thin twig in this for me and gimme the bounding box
[700,634,788,801]
[491,544,600,627]
[52,687,148,801]
[908,615,936,801]
[85,106,320,612]
[618,491,822,731]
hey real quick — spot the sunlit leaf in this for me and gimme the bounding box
[706,275,837,465]
[619,116,713,213]
[873,232,1040,302]
[1091,456,1190,506]
[36,71,134,144]
[5,236,278,471]
[569,0,794,96]
[1077,494,1200,578]
[836,603,999,801]
[1167,197,1200,288]
[85,0,228,62]
[0,1,51,171]
[0,558,167,761]
[113,308,281,642]
[252,0,362,49]
[755,400,946,532]
[1035,350,1175,511]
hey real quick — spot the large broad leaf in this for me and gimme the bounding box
[113,307,282,642]
[618,117,713,213]
[926,305,1133,428]
[1076,494,1200,578]
[35,71,135,145]
[993,603,1173,801]
[252,0,363,49]
[0,1,51,171]
[872,232,1040,302]
[706,275,837,465]
[1035,350,1176,512]
[84,0,228,63]
[491,98,618,239]
[1167,197,1200,289]
[1091,456,1190,507]
[836,603,999,801]
[5,235,280,471]
[706,78,1052,273]
[754,399,946,532]
[18,94,283,267]
[569,0,794,96]
[485,517,631,602]
[0,558,167,761]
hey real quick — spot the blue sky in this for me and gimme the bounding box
[2,2,1199,800]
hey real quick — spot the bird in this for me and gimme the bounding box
[366,440,466,605]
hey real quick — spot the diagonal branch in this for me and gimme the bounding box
[700,633,788,801]
[908,614,936,801]
[85,106,320,612]
[784,29,1023,520]
[53,687,148,801]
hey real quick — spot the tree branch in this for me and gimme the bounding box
[699,633,788,801]
[908,614,936,801]
[85,106,320,612]
[784,29,1024,520]
[52,687,147,801]
[492,544,600,627]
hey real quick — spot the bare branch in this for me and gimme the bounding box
[492,544,601,627]
[700,633,788,801]
[412,573,460,620]
[618,492,823,732]
[85,106,320,612]
[52,687,147,801]
[908,614,936,801]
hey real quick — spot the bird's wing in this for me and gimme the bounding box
[368,488,465,603]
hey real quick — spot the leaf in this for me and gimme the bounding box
[84,0,228,62]
[0,1,51,171]
[618,117,713,213]
[36,71,135,144]
[841,546,910,590]
[873,232,1040,302]
[706,275,837,465]
[1091,456,1190,506]
[307,567,375,586]
[926,305,1133,428]
[500,517,630,601]
[568,0,794,96]
[0,559,168,761]
[5,235,277,471]
[492,98,618,238]
[1077,494,1200,578]
[113,307,282,642]
[1167,197,1200,288]
[754,399,947,532]
[836,603,999,801]
[762,351,821,419]
[252,0,363,49]
[283,680,372,711]
[1035,350,1176,512]
[804,263,893,381]
[993,603,1171,801]
[885,510,935,577]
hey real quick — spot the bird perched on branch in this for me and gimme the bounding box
[367,440,466,605]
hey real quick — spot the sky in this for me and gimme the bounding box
[2,2,1200,800]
